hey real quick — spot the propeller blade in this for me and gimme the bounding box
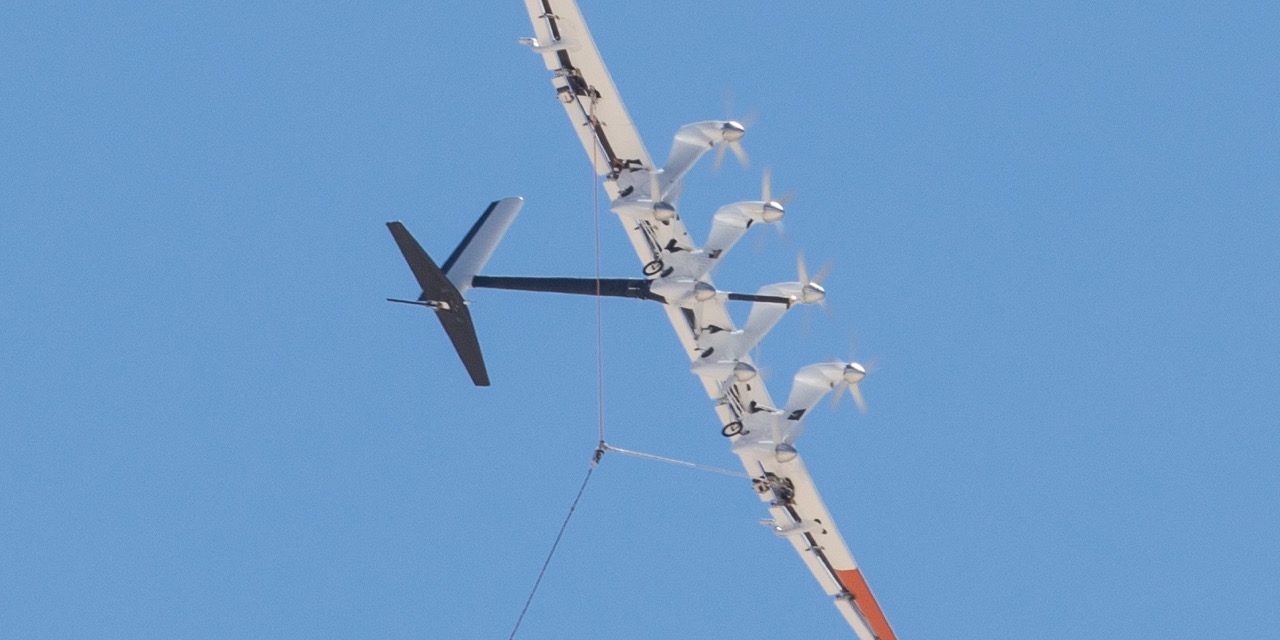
[813,259,834,285]
[649,171,662,203]
[714,143,727,172]
[723,90,759,129]
[850,384,868,414]
[773,220,790,246]
[797,252,810,284]
[762,167,772,202]
[730,141,749,168]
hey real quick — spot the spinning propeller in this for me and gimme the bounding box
[831,362,869,415]
[795,252,831,306]
[648,171,675,221]
[714,92,753,171]
[713,121,749,171]
[830,337,877,415]
[760,167,787,224]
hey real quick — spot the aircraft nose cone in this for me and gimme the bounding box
[775,443,799,463]
[722,121,746,142]
[762,201,785,223]
[694,281,718,302]
[801,283,825,304]
[653,201,676,221]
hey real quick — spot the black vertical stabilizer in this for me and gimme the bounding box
[386,221,490,386]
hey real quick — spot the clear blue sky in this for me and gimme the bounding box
[3,2,1278,638]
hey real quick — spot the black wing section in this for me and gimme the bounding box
[387,221,490,386]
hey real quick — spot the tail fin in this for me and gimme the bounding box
[387,221,491,386]
[441,197,524,295]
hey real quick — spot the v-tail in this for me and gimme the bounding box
[385,197,524,387]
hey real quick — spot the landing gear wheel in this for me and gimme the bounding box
[643,259,665,277]
[721,421,744,437]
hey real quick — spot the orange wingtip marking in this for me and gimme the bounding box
[835,568,896,640]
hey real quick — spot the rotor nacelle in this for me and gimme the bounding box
[691,359,758,383]
[612,170,676,223]
[721,120,746,143]
[611,198,676,223]
[762,201,785,223]
[774,360,872,446]
[693,281,718,302]
[733,361,759,382]
[709,197,787,232]
[799,282,826,305]
[650,278,717,306]
[774,442,799,463]
[661,120,750,189]
[652,200,677,221]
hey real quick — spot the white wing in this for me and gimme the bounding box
[521,3,897,637]
[521,0,718,361]
[742,447,897,640]
[522,0,652,176]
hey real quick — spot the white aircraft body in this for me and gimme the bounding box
[387,2,897,637]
